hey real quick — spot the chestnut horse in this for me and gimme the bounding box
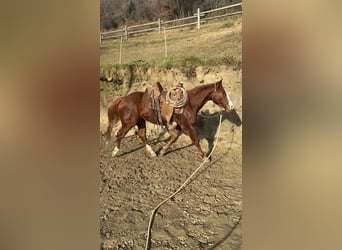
[104,79,234,158]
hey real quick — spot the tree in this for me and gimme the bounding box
[100,0,242,30]
[126,1,136,19]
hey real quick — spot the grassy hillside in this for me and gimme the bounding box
[100,15,242,72]
[99,15,242,114]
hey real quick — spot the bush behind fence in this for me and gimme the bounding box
[100,3,242,42]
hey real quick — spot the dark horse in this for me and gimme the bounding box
[104,79,236,158]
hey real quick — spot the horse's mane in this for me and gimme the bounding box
[188,82,216,95]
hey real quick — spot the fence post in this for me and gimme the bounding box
[119,36,123,64]
[124,25,128,40]
[100,32,102,44]
[163,27,167,58]
[197,8,200,30]
[158,18,161,34]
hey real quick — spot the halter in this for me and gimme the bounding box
[214,81,234,109]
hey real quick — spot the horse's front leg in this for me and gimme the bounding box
[159,126,181,156]
[184,125,205,159]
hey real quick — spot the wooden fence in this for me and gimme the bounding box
[100,2,242,43]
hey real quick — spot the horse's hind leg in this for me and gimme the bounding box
[137,119,156,157]
[103,110,118,141]
[159,126,181,156]
[112,123,134,156]
[104,119,115,141]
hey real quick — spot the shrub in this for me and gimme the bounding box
[181,56,202,79]
[162,57,174,70]
[223,55,242,70]
[221,20,235,29]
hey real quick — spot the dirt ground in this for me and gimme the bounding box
[100,68,242,249]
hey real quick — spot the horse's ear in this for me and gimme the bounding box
[156,81,164,93]
[216,78,223,87]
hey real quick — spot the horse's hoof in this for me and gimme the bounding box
[112,147,119,157]
[204,157,211,163]
[145,145,156,157]
[159,149,165,156]
[203,154,212,162]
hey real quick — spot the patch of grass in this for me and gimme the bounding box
[222,54,242,70]
[206,57,223,67]
[132,60,150,73]
[221,20,235,29]
[181,56,203,79]
[100,82,123,108]
[162,57,174,70]
[181,56,202,67]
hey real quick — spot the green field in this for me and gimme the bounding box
[100,15,242,71]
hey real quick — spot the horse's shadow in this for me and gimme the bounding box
[195,109,242,158]
[155,109,242,157]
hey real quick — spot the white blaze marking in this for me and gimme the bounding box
[226,92,234,109]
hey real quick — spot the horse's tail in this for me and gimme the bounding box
[103,97,122,140]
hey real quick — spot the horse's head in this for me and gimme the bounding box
[211,79,234,111]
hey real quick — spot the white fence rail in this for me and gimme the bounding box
[100,3,242,43]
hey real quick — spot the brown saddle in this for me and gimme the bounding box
[145,82,186,125]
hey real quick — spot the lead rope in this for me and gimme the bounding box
[144,113,223,250]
